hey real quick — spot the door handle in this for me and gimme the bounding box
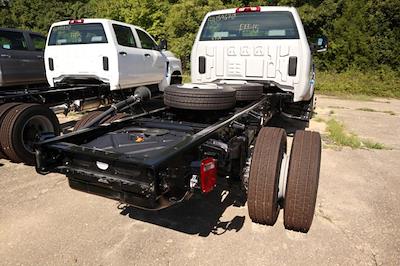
[119,51,127,56]
[0,54,11,58]
[36,55,43,59]
[144,53,151,57]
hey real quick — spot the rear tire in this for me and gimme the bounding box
[0,104,60,165]
[164,84,236,110]
[284,130,321,233]
[248,127,287,226]
[0,103,22,159]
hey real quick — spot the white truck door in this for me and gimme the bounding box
[135,28,166,84]
[112,23,147,89]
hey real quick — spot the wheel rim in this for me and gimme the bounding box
[21,115,55,153]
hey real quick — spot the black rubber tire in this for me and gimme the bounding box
[0,103,22,159]
[248,127,287,226]
[0,103,60,165]
[218,83,263,101]
[73,111,104,131]
[164,84,236,110]
[284,130,321,233]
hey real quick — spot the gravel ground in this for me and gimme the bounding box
[0,95,399,265]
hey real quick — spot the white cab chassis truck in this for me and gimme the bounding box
[34,7,327,233]
[191,6,327,120]
[45,19,182,92]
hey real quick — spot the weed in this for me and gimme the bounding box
[362,140,385,150]
[325,119,386,149]
[326,119,361,148]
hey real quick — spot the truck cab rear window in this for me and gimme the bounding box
[48,23,108,45]
[200,11,299,41]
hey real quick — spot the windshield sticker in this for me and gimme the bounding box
[213,32,229,40]
[208,14,237,23]
[239,24,260,32]
[52,25,71,32]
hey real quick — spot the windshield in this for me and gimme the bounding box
[48,23,108,45]
[200,11,299,41]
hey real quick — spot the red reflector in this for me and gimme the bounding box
[69,19,84,24]
[236,6,261,13]
[200,158,217,193]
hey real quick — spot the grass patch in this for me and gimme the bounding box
[326,119,362,148]
[325,119,386,149]
[362,140,386,150]
[316,69,400,99]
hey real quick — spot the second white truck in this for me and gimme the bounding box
[45,19,182,92]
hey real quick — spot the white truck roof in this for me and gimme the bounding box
[49,19,149,34]
[206,6,297,16]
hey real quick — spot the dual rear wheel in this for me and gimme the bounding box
[247,127,321,233]
[0,103,60,165]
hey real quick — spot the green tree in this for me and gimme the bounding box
[164,0,229,69]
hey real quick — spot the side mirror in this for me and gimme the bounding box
[159,39,168,51]
[311,36,328,53]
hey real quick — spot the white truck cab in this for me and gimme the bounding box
[191,6,326,103]
[45,19,182,91]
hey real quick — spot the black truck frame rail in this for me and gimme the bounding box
[35,93,283,210]
[0,84,111,106]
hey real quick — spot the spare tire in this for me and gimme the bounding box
[0,103,60,165]
[217,81,263,101]
[164,83,236,110]
[0,103,22,159]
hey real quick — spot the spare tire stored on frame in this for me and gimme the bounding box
[217,81,263,101]
[164,83,236,111]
